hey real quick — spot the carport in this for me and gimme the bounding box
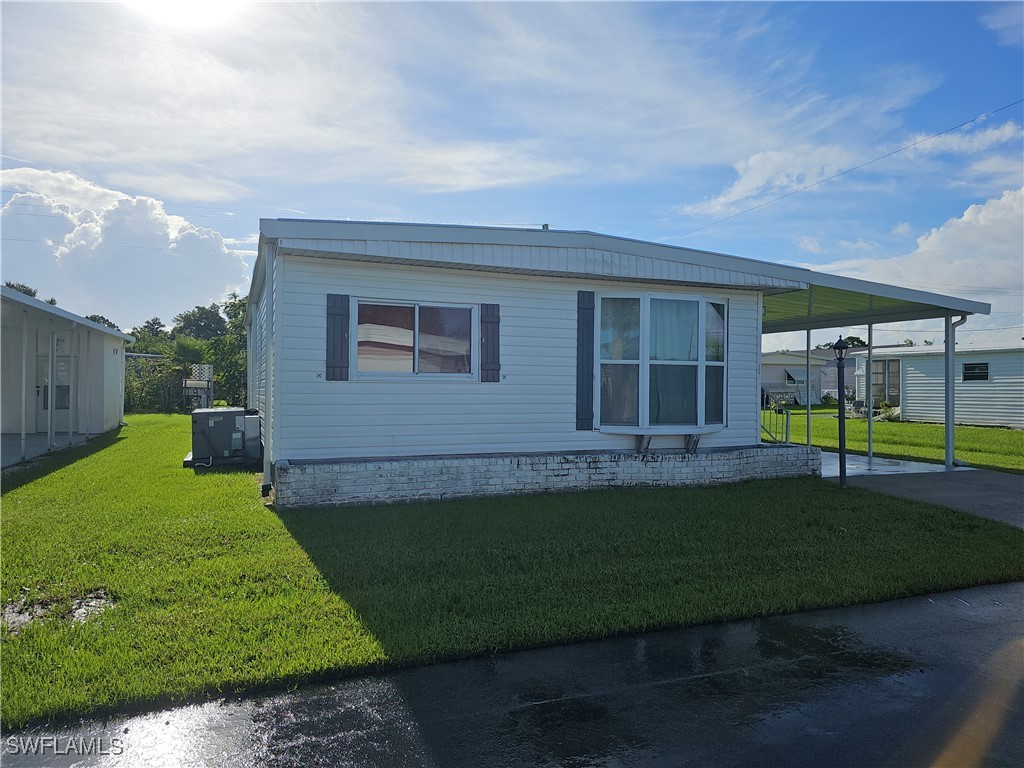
[759,268,991,467]
[1,286,134,467]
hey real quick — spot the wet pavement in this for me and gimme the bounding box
[4,582,1022,768]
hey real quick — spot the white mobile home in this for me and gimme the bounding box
[247,220,989,507]
[1,287,134,467]
[854,345,1024,428]
[760,351,828,405]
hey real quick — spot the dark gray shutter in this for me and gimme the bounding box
[576,291,595,430]
[480,304,500,382]
[326,294,349,381]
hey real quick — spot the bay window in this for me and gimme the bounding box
[597,294,727,431]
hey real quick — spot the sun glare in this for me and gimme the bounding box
[123,0,247,31]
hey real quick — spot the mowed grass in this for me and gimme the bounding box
[3,414,1023,727]
[781,411,1024,473]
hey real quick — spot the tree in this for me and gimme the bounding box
[87,314,120,330]
[923,339,935,346]
[173,304,226,340]
[206,293,247,406]
[843,336,868,347]
[4,281,37,297]
[45,297,57,305]
[134,317,169,337]
[901,338,916,347]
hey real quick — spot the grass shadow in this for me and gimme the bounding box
[1,429,126,494]
[273,479,1024,672]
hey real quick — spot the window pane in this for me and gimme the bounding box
[418,306,472,373]
[55,385,71,410]
[601,364,639,426]
[705,367,724,424]
[357,304,414,373]
[649,365,697,425]
[650,299,698,361]
[600,298,640,360]
[706,303,726,362]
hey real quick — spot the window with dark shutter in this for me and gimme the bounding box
[480,303,500,382]
[576,291,595,430]
[326,294,349,381]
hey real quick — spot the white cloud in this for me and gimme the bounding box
[0,3,937,200]
[1,170,248,330]
[807,188,1024,347]
[891,222,912,236]
[837,239,879,252]
[981,3,1024,46]
[797,236,825,254]
[903,121,1022,157]
[682,145,854,216]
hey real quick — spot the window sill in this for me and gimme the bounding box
[598,424,726,436]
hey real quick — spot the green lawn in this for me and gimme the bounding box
[2,414,1022,727]
[775,410,1024,473]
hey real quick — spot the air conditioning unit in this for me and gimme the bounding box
[184,408,261,468]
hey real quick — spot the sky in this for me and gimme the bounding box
[1,0,1021,351]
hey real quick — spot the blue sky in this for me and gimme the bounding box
[2,1,1021,350]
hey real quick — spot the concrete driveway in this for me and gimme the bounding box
[4,582,1022,768]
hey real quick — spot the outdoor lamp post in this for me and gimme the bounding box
[833,336,851,488]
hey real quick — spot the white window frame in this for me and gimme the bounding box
[351,299,479,381]
[594,292,728,435]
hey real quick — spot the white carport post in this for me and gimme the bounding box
[805,331,811,446]
[69,322,78,445]
[20,310,29,461]
[47,319,55,451]
[84,331,92,440]
[866,325,873,464]
[944,315,967,468]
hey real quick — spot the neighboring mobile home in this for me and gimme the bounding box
[760,351,828,405]
[854,344,1024,428]
[1,287,134,467]
[247,219,989,507]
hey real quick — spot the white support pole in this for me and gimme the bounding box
[805,330,811,446]
[20,311,28,461]
[118,342,126,426]
[47,319,55,450]
[867,324,873,464]
[943,316,966,467]
[84,331,92,440]
[68,323,78,445]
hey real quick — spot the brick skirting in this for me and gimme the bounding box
[271,445,821,509]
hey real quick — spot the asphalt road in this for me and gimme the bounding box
[4,581,1022,768]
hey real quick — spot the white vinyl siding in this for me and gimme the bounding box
[856,349,1024,428]
[272,256,762,460]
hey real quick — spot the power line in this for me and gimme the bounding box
[669,98,1024,241]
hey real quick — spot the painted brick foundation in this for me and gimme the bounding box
[271,445,821,509]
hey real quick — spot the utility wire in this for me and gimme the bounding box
[669,98,1024,241]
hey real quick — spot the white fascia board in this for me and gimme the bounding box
[1,286,135,341]
[259,219,990,319]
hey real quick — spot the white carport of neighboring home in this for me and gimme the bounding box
[0,286,134,468]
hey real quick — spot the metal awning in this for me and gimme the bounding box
[762,273,990,333]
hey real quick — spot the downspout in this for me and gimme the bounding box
[866,324,873,466]
[944,314,968,468]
